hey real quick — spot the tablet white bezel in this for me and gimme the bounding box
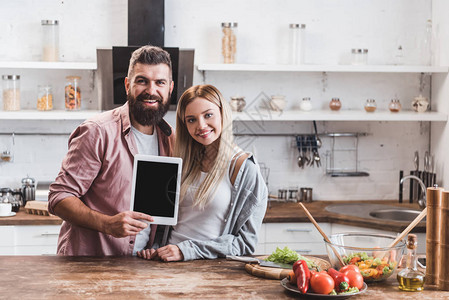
[130,154,182,226]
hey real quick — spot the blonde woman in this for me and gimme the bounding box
[137,84,268,261]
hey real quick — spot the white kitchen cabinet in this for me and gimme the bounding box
[256,222,331,255]
[0,225,60,255]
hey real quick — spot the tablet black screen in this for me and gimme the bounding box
[133,160,178,217]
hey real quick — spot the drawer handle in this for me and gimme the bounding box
[294,249,312,253]
[40,232,59,236]
[285,229,312,233]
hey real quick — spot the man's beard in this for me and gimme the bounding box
[128,92,171,126]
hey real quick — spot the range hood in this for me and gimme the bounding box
[97,0,194,111]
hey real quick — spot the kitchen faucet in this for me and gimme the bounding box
[400,175,426,209]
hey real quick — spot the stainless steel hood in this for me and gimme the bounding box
[96,0,194,111]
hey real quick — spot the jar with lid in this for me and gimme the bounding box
[329,98,342,111]
[351,49,368,65]
[288,24,306,65]
[221,22,238,64]
[65,76,82,110]
[0,188,20,212]
[364,99,377,112]
[41,20,59,62]
[37,85,53,111]
[229,96,246,112]
[2,75,20,111]
[299,97,312,111]
[389,98,402,112]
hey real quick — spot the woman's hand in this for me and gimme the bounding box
[150,244,184,262]
[136,248,156,260]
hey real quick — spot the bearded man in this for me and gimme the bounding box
[49,46,175,256]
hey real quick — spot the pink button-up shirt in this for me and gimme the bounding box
[48,103,174,256]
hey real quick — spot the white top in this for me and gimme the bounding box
[131,125,159,255]
[168,170,232,244]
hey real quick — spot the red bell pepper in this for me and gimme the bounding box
[328,268,350,292]
[293,260,311,293]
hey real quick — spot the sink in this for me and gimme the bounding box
[369,209,426,222]
[325,203,425,223]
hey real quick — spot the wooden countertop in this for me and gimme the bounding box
[0,200,425,233]
[1,256,447,299]
[263,200,426,233]
[0,210,62,225]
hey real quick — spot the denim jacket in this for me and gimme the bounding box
[155,154,268,261]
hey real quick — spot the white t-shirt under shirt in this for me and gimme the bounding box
[131,125,158,255]
[168,170,232,244]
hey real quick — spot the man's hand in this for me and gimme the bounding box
[149,245,184,262]
[104,211,154,238]
[136,248,156,260]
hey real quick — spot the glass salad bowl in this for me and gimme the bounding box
[324,233,406,282]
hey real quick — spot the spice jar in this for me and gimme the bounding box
[412,95,429,113]
[299,97,312,111]
[329,98,341,111]
[389,98,402,113]
[221,22,237,64]
[37,85,53,111]
[364,99,377,112]
[41,20,59,61]
[351,49,368,65]
[2,75,21,111]
[65,76,81,110]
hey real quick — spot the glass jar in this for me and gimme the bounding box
[65,76,82,110]
[2,75,21,111]
[229,96,246,112]
[389,98,402,113]
[288,24,306,65]
[37,85,53,111]
[41,20,59,62]
[364,99,377,112]
[221,22,238,64]
[412,95,429,113]
[299,97,312,111]
[351,48,368,65]
[329,98,342,111]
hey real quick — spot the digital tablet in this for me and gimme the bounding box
[130,154,182,225]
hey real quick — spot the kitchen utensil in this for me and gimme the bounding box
[21,175,36,205]
[313,121,322,148]
[387,207,427,248]
[410,151,419,203]
[298,202,345,266]
[325,233,406,282]
[226,255,292,269]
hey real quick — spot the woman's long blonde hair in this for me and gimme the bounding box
[175,84,234,208]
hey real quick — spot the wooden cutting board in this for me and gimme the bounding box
[245,256,331,280]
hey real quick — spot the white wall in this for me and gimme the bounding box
[0,0,437,201]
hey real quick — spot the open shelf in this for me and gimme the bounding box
[231,109,447,122]
[197,64,449,73]
[0,61,97,70]
[0,110,101,120]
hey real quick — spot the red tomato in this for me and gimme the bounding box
[340,269,364,290]
[310,272,334,295]
[339,265,361,274]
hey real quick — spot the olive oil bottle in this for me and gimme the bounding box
[397,234,425,291]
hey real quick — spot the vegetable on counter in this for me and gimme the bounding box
[293,260,311,294]
[289,261,362,295]
[266,246,321,271]
[328,268,350,292]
